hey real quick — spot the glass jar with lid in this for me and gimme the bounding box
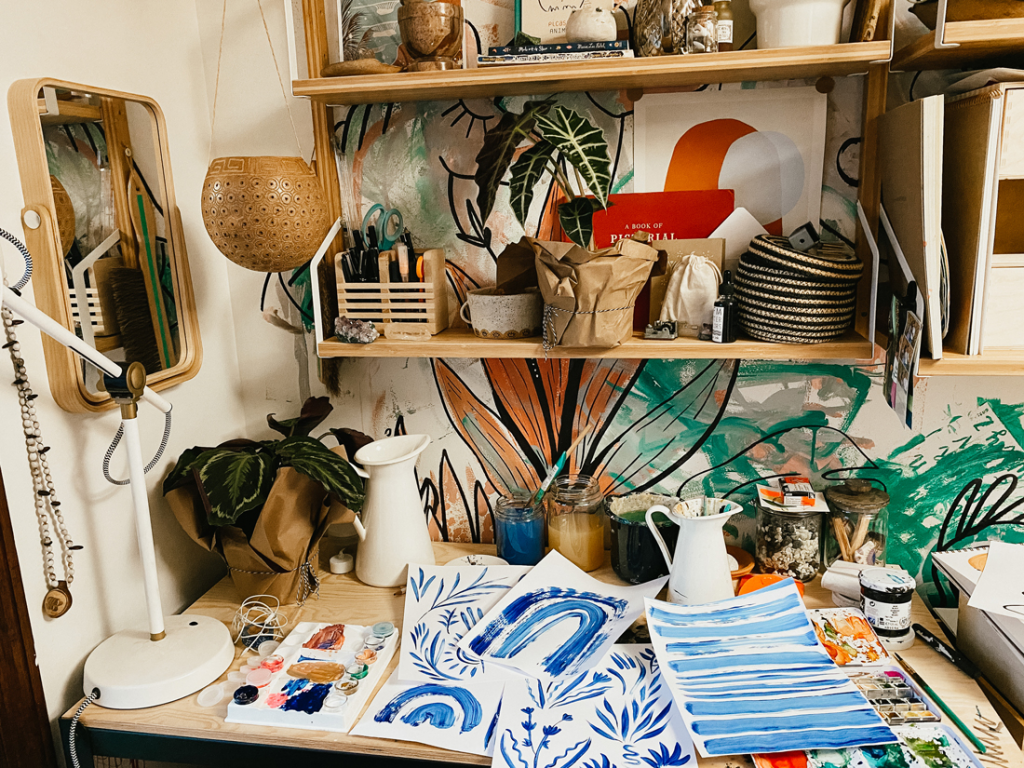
[685,8,718,53]
[547,474,605,571]
[494,492,545,566]
[824,479,888,567]
[755,503,822,582]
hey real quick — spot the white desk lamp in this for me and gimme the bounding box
[1,226,233,710]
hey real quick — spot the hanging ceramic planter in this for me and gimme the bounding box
[202,156,331,273]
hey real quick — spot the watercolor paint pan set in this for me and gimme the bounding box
[847,668,941,725]
[225,620,397,733]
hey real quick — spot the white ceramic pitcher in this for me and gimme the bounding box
[645,498,742,605]
[352,434,435,587]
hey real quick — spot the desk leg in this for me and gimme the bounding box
[59,716,95,768]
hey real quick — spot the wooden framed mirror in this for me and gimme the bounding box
[7,78,201,413]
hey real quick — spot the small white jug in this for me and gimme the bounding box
[645,497,742,605]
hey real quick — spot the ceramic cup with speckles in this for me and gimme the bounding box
[460,288,543,340]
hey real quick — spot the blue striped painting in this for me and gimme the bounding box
[645,579,897,757]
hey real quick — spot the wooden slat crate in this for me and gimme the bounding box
[336,248,448,335]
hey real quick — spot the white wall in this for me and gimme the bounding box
[0,0,247,756]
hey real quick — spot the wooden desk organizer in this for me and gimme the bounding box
[336,248,448,335]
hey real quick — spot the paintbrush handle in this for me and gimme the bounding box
[896,654,987,754]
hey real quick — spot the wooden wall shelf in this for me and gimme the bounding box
[293,42,892,105]
[919,347,1024,376]
[318,328,875,360]
[892,19,1024,71]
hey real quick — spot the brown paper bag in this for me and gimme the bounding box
[166,462,349,605]
[531,236,659,348]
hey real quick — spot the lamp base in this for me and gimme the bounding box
[83,615,234,709]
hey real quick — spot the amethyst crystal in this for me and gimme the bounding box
[334,316,379,344]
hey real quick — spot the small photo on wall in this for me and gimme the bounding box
[634,86,827,237]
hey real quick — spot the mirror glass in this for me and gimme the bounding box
[40,88,183,394]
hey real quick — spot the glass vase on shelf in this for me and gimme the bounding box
[633,0,667,56]
[685,7,718,53]
[668,0,701,52]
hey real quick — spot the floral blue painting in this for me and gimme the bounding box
[459,551,667,685]
[492,644,697,768]
[399,563,530,683]
[352,669,505,756]
[646,579,897,757]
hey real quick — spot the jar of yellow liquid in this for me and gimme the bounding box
[547,475,605,572]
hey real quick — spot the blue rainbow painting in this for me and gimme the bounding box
[468,587,628,677]
[646,579,897,757]
[374,684,483,733]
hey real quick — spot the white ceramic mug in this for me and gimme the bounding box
[459,288,543,339]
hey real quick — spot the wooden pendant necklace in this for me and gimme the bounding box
[2,297,79,618]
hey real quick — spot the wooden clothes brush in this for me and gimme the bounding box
[109,267,162,374]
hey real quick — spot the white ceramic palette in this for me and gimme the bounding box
[225,621,397,733]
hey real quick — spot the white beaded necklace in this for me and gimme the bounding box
[2,297,78,617]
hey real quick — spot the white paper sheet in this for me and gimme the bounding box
[967,541,1024,621]
[646,579,896,757]
[351,669,505,756]
[491,643,697,768]
[399,563,530,683]
[456,550,667,686]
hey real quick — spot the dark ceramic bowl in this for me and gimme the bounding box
[606,496,679,584]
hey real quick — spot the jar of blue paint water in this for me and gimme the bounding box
[493,493,545,566]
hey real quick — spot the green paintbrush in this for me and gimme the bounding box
[533,424,592,505]
[894,653,987,754]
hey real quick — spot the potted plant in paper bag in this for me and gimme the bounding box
[473,100,659,349]
[163,397,366,604]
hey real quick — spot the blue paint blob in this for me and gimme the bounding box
[282,677,309,696]
[686,690,869,717]
[692,707,885,736]
[282,682,332,714]
[375,684,483,733]
[654,612,810,639]
[668,650,832,673]
[702,726,898,754]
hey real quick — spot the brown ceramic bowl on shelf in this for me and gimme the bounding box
[397,0,464,71]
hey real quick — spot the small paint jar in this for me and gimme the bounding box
[233,685,259,705]
[261,654,285,673]
[364,636,386,651]
[755,503,822,582]
[372,622,396,638]
[346,662,369,679]
[825,480,889,567]
[324,692,348,710]
[335,678,359,695]
[607,495,679,584]
[494,492,546,566]
[547,475,605,572]
[227,671,248,684]
[356,648,377,665]
[859,567,916,650]
[245,656,264,669]
[685,8,718,53]
[246,667,272,688]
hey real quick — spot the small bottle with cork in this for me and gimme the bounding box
[714,0,733,50]
[712,270,737,343]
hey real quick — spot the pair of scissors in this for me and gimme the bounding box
[361,204,403,251]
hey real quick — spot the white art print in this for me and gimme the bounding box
[966,541,1024,621]
[457,550,667,685]
[351,669,505,756]
[400,563,530,683]
[646,579,896,757]
[634,87,827,237]
[493,644,697,768]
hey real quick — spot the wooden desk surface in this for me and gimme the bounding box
[66,543,1020,765]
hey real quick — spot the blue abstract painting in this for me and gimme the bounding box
[646,579,898,757]
[399,563,530,682]
[492,644,697,768]
[352,669,505,756]
[458,551,667,685]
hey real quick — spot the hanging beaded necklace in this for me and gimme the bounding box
[2,297,79,618]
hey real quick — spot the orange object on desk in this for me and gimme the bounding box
[738,573,805,596]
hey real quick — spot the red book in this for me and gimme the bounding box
[590,190,735,249]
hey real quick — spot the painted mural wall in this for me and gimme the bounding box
[310,82,1024,608]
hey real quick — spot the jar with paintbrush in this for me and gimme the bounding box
[824,479,888,567]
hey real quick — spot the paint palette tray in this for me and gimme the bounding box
[809,607,890,666]
[225,621,397,733]
[847,668,941,725]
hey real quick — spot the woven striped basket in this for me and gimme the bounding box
[736,235,863,344]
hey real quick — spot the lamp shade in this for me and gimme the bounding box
[202,156,331,272]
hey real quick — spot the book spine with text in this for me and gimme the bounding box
[477,50,633,65]
[488,40,628,55]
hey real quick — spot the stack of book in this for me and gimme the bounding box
[477,40,633,67]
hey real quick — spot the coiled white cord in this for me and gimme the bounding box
[68,688,100,768]
[101,407,173,485]
[0,224,33,292]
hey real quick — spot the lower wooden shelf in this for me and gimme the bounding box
[918,347,1024,376]
[892,19,1024,71]
[318,328,875,360]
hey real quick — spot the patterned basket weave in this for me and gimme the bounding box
[736,235,863,344]
[202,156,331,273]
[50,175,75,257]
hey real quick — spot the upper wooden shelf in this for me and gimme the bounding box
[318,327,875,360]
[892,19,1024,70]
[918,347,1024,376]
[293,42,892,105]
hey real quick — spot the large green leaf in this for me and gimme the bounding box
[162,445,207,495]
[508,140,555,227]
[196,449,277,526]
[267,396,333,437]
[558,197,603,249]
[473,100,553,223]
[274,436,366,512]
[535,106,612,207]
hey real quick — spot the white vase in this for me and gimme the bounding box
[565,0,618,43]
[748,0,852,48]
[351,434,436,587]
